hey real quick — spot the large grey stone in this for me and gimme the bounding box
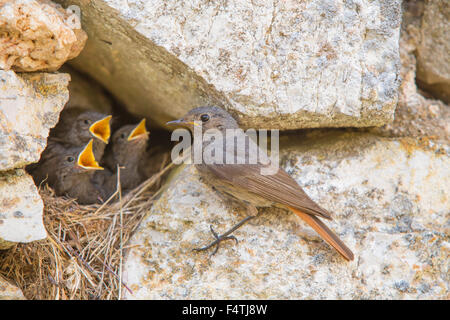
[122,132,449,299]
[0,169,47,247]
[55,0,401,129]
[0,70,68,248]
[0,70,70,171]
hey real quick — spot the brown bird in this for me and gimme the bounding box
[49,107,112,159]
[32,139,105,204]
[98,119,150,196]
[167,106,354,261]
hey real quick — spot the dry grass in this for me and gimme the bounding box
[0,157,174,300]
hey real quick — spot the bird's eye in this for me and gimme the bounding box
[120,133,127,139]
[84,119,91,125]
[66,156,75,163]
[200,114,210,122]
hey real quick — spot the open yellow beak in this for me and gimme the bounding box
[127,118,149,141]
[89,115,112,143]
[77,139,104,170]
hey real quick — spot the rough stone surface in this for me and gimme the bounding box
[0,276,25,300]
[415,0,450,103]
[55,0,401,129]
[369,0,449,143]
[0,70,70,171]
[0,0,87,72]
[0,169,47,245]
[60,65,114,114]
[123,133,449,299]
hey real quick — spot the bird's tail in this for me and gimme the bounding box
[288,206,354,261]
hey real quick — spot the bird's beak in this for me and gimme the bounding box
[166,118,200,127]
[89,115,112,143]
[77,139,104,170]
[127,118,149,141]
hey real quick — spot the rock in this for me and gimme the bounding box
[0,276,25,300]
[60,65,114,114]
[415,0,450,103]
[0,169,47,247]
[0,0,87,72]
[123,132,449,299]
[0,70,70,171]
[55,0,401,129]
[369,0,449,142]
[0,69,66,247]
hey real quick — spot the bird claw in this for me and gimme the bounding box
[193,225,239,256]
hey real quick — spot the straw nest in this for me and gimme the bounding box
[0,155,173,300]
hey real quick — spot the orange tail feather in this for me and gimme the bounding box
[289,206,354,261]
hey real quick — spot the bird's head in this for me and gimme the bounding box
[56,139,103,189]
[110,119,149,163]
[73,139,104,171]
[166,106,239,132]
[73,110,112,144]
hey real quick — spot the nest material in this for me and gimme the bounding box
[0,157,173,300]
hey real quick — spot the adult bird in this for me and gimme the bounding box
[167,106,354,261]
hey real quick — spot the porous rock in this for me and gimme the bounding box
[0,0,87,72]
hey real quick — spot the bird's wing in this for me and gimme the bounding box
[204,163,332,220]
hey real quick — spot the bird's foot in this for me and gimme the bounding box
[193,225,239,256]
[192,215,256,256]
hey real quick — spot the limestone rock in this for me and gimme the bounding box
[0,70,70,171]
[55,0,401,129]
[0,169,47,246]
[0,276,25,300]
[0,0,87,72]
[370,0,449,142]
[123,133,449,299]
[416,0,450,103]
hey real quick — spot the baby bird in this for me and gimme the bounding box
[99,119,149,193]
[31,139,104,204]
[49,107,112,159]
[96,118,171,199]
[53,140,104,204]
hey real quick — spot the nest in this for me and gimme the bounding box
[0,158,174,300]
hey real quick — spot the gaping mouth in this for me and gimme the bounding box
[77,139,104,170]
[89,115,112,143]
[128,118,149,141]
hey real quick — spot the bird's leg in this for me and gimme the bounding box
[193,204,259,255]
